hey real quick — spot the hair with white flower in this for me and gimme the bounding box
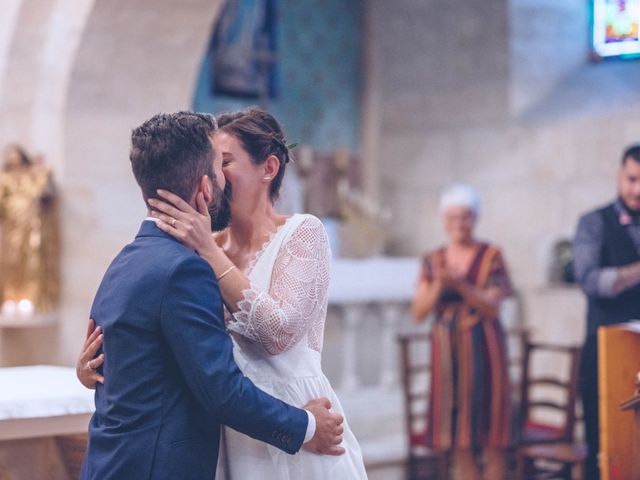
[439,183,481,217]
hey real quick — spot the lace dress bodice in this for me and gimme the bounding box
[218,214,368,480]
[226,214,331,355]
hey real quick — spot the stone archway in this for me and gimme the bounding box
[0,0,223,366]
[57,0,223,365]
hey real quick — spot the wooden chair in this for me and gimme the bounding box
[397,331,448,480]
[516,335,586,479]
[518,442,587,479]
[518,335,581,445]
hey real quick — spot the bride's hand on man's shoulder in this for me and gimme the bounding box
[149,190,217,256]
[303,397,346,456]
[76,319,105,389]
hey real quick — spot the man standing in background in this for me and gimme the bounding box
[573,144,640,479]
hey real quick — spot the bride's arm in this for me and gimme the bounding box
[151,191,331,354]
[76,319,105,388]
[226,217,331,354]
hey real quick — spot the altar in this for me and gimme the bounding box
[0,365,94,441]
[328,257,419,304]
[0,366,93,478]
[324,257,421,472]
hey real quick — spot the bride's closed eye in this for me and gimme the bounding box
[221,153,232,168]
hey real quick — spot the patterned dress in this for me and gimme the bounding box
[423,243,512,450]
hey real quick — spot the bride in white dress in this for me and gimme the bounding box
[147,108,366,479]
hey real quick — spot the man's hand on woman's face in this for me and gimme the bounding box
[150,190,219,257]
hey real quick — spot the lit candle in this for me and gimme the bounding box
[17,299,34,319]
[2,300,16,317]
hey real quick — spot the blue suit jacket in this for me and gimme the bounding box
[80,221,307,479]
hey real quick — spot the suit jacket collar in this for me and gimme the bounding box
[136,220,176,241]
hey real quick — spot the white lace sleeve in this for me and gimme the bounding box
[227,216,331,354]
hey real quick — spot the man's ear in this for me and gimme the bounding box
[200,175,213,203]
[263,154,280,181]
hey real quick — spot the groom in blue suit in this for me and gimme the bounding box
[80,112,343,479]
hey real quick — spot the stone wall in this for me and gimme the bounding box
[1,0,639,367]
[363,0,640,343]
[194,0,363,151]
[0,0,222,366]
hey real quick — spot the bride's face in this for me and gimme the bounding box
[214,131,268,215]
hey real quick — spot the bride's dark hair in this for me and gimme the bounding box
[216,108,291,203]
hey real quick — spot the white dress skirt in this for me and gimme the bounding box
[217,213,367,479]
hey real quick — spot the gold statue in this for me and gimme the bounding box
[0,145,59,313]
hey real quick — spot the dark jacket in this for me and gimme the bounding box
[81,221,307,479]
[580,204,640,335]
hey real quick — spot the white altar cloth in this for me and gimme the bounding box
[0,365,94,441]
[328,257,419,304]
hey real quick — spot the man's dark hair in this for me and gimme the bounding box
[622,144,640,165]
[130,111,217,207]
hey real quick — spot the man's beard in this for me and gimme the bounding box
[620,195,640,217]
[209,182,232,231]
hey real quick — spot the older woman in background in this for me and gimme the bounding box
[411,184,513,480]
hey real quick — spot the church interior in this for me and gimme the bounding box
[1,0,640,479]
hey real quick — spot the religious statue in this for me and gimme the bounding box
[0,145,59,314]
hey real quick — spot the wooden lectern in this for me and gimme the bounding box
[598,321,640,480]
[620,374,640,479]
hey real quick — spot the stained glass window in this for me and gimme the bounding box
[593,0,640,58]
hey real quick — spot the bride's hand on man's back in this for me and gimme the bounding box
[76,319,105,389]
